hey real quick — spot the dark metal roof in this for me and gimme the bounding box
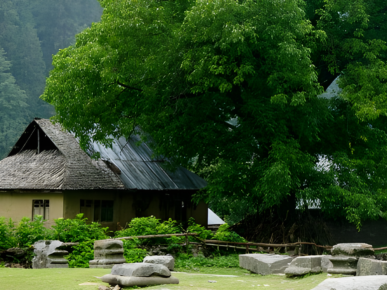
[90,135,207,190]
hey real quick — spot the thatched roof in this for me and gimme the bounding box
[0,119,125,190]
[0,119,206,191]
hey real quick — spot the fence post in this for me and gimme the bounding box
[185,234,189,253]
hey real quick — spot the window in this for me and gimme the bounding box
[33,200,49,220]
[80,199,114,222]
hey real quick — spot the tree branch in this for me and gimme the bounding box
[117,81,142,92]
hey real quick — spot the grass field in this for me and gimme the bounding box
[0,267,340,290]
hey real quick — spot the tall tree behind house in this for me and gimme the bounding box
[0,0,102,158]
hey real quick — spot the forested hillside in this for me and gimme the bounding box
[0,0,102,158]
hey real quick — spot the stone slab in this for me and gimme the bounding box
[285,256,322,276]
[101,274,179,286]
[111,263,171,277]
[311,275,387,290]
[357,257,387,276]
[143,255,175,270]
[239,254,293,275]
[331,243,374,257]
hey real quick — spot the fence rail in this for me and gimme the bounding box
[112,233,332,252]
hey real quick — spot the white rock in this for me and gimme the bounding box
[239,254,293,275]
[143,255,175,270]
[311,276,387,290]
[111,263,171,277]
[285,256,323,276]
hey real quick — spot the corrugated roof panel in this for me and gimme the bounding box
[126,135,154,162]
[113,160,164,190]
[90,134,207,191]
[144,161,179,189]
[165,167,208,189]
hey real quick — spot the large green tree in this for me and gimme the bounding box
[42,0,387,228]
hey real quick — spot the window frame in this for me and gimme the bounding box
[32,199,50,220]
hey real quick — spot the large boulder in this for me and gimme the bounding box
[357,258,387,276]
[239,254,293,275]
[101,274,179,287]
[89,240,126,269]
[285,256,322,276]
[111,263,171,277]
[331,243,374,257]
[143,255,175,271]
[32,240,68,269]
[311,276,387,290]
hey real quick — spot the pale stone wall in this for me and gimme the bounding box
[0,191,64,227]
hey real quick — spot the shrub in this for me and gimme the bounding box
[52,214,109,242]
[187,217,213,241]
[15,215,53,248]
[122,239,148,263]
[175,254,240,269]
[115,216,184,246]
[67,240,94,268]
[0,218,16,250]
[212,224,246,242]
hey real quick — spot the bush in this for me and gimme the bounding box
[15,215,53,248]
[67,240,94,268]
[0,218,16,250]
[212,224,246,242]
[115,216,184,246]
[187,217,213,241]
[52,214,109,242]
[122,239,148,263]
[175,254,240,269]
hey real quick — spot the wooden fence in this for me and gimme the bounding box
[114,233,333,254]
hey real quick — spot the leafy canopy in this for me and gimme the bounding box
[42,0,387,228]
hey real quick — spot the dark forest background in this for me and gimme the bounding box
[0,0,102,158]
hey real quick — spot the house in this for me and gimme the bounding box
[0,119,208,229]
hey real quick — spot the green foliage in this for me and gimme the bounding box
[122,239,148,263]
[115,216,184,245]
[175,254,240,270]
[213,224,245,243]
[187,217,213,241]
[0,0,102,158]
[67,240,95,268]
[15,216,53,248]
[0,218,16,250]
[42,0,387,228]
[52,214,109,243]
[0,48,29,157]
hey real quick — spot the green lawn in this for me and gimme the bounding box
[0,267,340,290]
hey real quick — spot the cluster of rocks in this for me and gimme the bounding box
[239,243,387,289]
[89,239,178,287]
[31,239,179,288]
[239,243,385,278]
